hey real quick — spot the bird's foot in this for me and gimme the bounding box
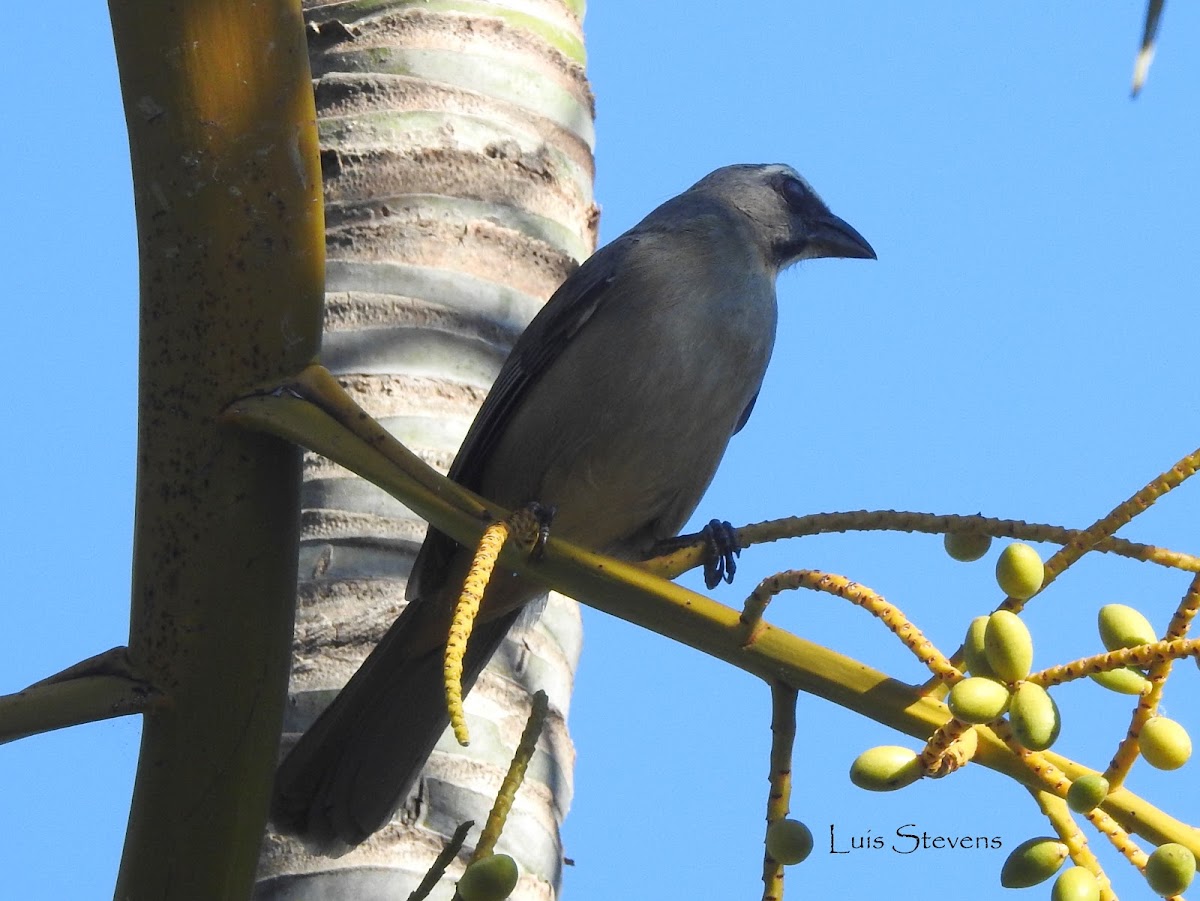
[652,519,743,588]
[508,502,557,560]
[700,519,741,588]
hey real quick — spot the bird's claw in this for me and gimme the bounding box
[702,519,741,589]
[509,501,556,561]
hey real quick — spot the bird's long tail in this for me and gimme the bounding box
[270,591,522,848]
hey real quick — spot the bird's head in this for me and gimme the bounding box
[688,163,876,271]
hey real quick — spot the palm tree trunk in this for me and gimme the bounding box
[256,2,595,898]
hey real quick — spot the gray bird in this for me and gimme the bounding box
[271,163,876,846]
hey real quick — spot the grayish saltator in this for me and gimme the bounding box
[272,163,876,846]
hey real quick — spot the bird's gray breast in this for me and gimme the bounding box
[477,228,777,556]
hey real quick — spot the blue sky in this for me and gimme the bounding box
[3,3,1198,900]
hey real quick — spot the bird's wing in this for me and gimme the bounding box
[406,234,636,599]
[733,391,758,435]
[447,238,632,488]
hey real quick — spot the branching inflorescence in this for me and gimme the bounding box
[214,366,1200,901]
[729,447,1200,901]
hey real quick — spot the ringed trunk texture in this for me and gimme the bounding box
[256,2,596,899]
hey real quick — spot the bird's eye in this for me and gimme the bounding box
[779,175,812,211]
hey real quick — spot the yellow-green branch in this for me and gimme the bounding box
[0,646,162,744]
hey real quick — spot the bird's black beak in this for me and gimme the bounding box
[809,214,877,261]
